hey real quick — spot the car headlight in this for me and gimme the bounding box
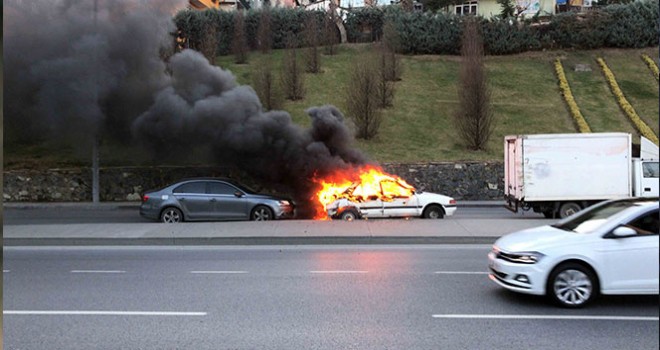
[498,251,545,264]
[278,200,291,206]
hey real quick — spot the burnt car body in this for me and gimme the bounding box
[325,180,457,220]
[140,178,294,223]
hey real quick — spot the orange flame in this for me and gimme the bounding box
[311,165,415,220]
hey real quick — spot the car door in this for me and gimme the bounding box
[640,161,659,197]
[206,181,248,220]
[172,181,213,220]
[380,180,418,217]
[599,209,659,293]
[350,183,384,218]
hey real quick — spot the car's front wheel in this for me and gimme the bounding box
[251,205,274,221]
[339,208,360,221]
[547,262,598,308]
[160,207,183,223]
[422,205,444,219]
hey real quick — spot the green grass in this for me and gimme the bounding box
[4,46,659,169]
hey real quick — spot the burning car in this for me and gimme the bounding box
[317,166,457,220]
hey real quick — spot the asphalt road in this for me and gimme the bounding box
[3,246,658,350]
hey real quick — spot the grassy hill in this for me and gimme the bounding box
[4,46,659,169]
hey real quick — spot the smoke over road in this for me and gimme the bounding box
[5,0,369,217]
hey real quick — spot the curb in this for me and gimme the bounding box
[3,236,497,247]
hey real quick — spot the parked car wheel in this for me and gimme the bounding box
[339,208,360,221]
[423,205,444,219]
[559,202,582,218]
[161,207,183,223]
[251,205,273,221]
[548,262,598,308]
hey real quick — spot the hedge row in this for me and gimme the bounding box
[174,0,658,56]
[597,57,659,145]
[641,54,660,82]
[554,59,591,133]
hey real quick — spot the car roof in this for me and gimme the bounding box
[178,177,235,183]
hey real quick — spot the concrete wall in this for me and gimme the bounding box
[3,162,504,202]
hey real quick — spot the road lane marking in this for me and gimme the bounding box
[432,314,659,321]
[434,271,489,275]
[310,271,369,274]
[190,271,248,274]
[4,310,207,316]
[71,270,126,274]
[3,270,10,273]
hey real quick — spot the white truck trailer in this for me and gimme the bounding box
[504,133,659,218]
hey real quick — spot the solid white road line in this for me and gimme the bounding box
[309,270,369,274]
[190,271,248,274]
[434,271,489,275]
[432,314,659,321]
[4,310,206,316]
[70,270,126,274]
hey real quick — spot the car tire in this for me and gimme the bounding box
[422,205,444,219]
[547,262,598,308]
[339,208,359,221]
[160,207,183,223]
[251,205,274,221]
[559,202,582,219]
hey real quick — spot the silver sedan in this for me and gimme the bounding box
[139,178,295,223]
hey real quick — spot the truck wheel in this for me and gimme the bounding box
[559,202,582,218]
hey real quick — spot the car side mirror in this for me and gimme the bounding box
[605,226,637,239]
[234,191,244,198]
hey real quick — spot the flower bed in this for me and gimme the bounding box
[554,59,591,133]
[597,57,659,144]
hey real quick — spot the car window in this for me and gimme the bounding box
[173,182,206,194]
[625,210,659,235]
[381,180,413,199]
[207,182,238,195]
[642,162,659,178]
[553,201,637,234]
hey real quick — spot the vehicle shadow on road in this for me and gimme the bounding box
[492,289,659,310]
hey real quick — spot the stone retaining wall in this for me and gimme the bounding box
[3,162,504,202]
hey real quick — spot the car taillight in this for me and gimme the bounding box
[142,194,150,203]
[450,199,456,205]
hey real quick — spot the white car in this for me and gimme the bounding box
[488,197,659,308]
[325,180,457,220]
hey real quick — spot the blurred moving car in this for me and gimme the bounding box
[140,178,294,223]
[326,179,457,220]
[488,197,659,308]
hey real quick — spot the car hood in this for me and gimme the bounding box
[494,225,581,252]
[416,191,453,204]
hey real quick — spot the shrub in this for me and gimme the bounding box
[346,52,382,140]
[554,59,592,133]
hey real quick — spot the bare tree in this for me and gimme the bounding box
[376,46,395,108]
[304,15,321,74]
[323,8,339,55]
[232,11,249,64]
[257,8,273,54]
[281,34,305,100]
[199,21,218,63]
[346,53,382,140]
[453,18,495,151]
[252,57,284,111]
[380,19,402,82]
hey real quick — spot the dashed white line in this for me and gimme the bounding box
[309,270,369,274]
[70,270,126,274]
[434,271,489,275]
[432,314,659,321]
[190,271,248,274]
[3,270,10,273]
[4,310,206,316]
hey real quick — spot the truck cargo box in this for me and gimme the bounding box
[504,133,632,202]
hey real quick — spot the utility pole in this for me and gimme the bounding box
[92,0,100,203]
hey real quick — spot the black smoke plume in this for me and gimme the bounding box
[5,0,370,217]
